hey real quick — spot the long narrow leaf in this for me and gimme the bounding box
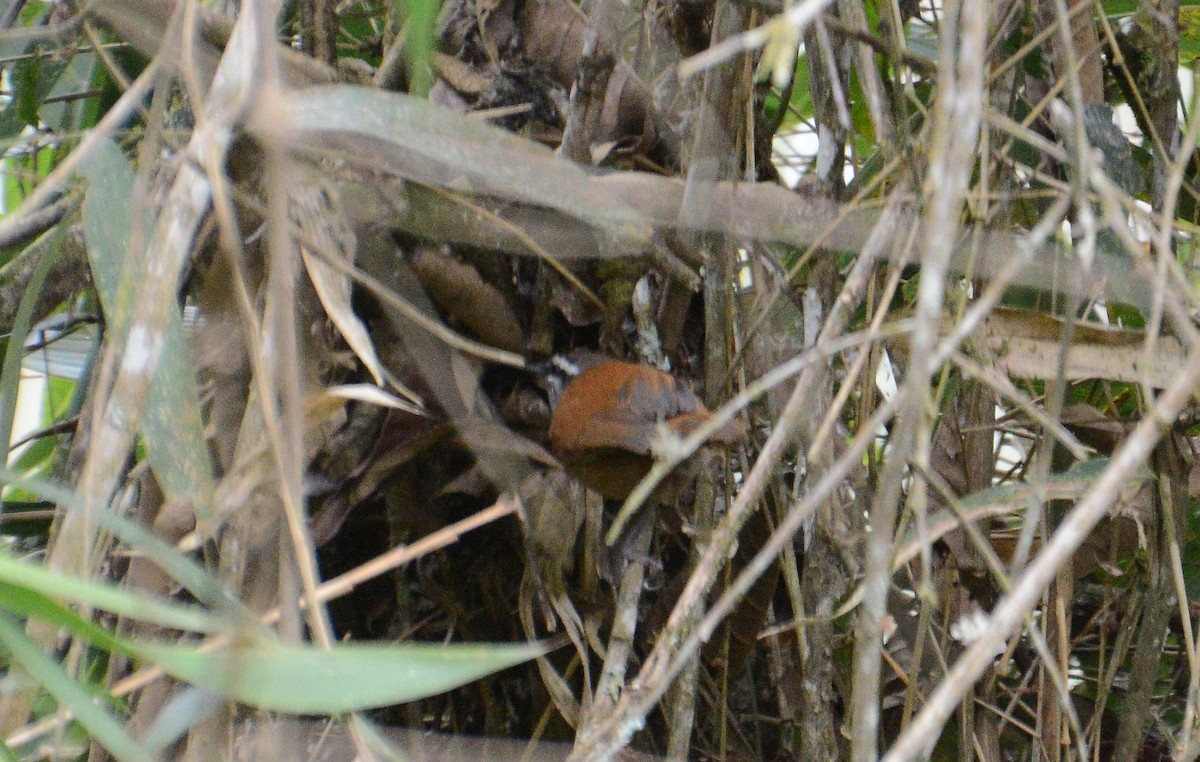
[77,138,216,529]
[134,639,547,714]
[0,468,260,629]
[0,554,221,634]
[272,86,652,245]
[0,228,64,481]
[0,613,149,762]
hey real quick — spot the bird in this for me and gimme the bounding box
[544,352,746,505]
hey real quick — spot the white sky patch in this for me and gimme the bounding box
[875,349,897,400]
[121,324,161,375]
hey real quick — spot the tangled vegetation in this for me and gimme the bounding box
[0,0,1199,760]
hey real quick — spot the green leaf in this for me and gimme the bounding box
[0,613,150,762]
[13,55,44,126]
[1101,0,1139,16]
[395,0,441,96]
[0,49,70,137]
[133,639,547,713]
[273,86,652,248]
[0,468,257,626]
[767,52,812,132]
[1182,6,1200,60]
[0,228,63,489]
[40,50,96,134]
[77,139,217,530]
[0,552,223,634]
[0,581,127,655]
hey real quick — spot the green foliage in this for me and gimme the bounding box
[1,0,1198,757]
[764,53,811,132]
[138,639,547,714]
[0,467,547,754]
[0,613,148,761]
[394,0,441,96]
[0,545,549,713]
[79,139,217,528]
[1182,7,1200,60]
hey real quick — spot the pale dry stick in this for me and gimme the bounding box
[0,15,79,42]
[704,194,1068,701]
[429,186,603,310]
[806,189,915,462]
[278,213,527,369]
[189,33,348,647]
[0,55,158,246]
[849,1,987,756]
[465,103,533,122]
[582,182,1053,755]
[1049,0,1096,233]
[609,196,1060,696]
[951,352,1088,461]
[678,0,835,79]
[1089,169,1200,351]
[610,184,911,544]
[587,516,655,721]
[785,154,904,283]
[828,455,1151,626]
[581,149,1068,759]
[228,154,358,750]
[987,0,1093,85]
[837,0,894,147]
[884,344,1200,761]
[3,499,519,749]
[1161,470,1198,754]
[576,192,1073,762]
[605,319,915,544]
[569,390,907,762]
[1004,95,1198,760]
[920,462,1090,759]
[1006,105,1095,611]
[813,15,852,129]
[569,321,913,759]
[1088,150,1200,756]
[1139,189,1171,402]
[753,251,911,647]
[1088,168,1200,749]
[81,21,134,94]
[59,0,277,585]
[193,4,263,288]
[222,173,528,372]
[261,498,519,627]
[730,154,903,381]
[1147,52,1200,762]
[986,110,1068,164]
[246,21,343,661]
[260,158,337,650]
[1102,186,1200,311]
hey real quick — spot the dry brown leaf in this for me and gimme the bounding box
[302,242,387,385]
[408,247,526,353]
[1059,403,1127,455]
[455,417,559,467]
[551,271,605,326]
[290,178,387,385]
